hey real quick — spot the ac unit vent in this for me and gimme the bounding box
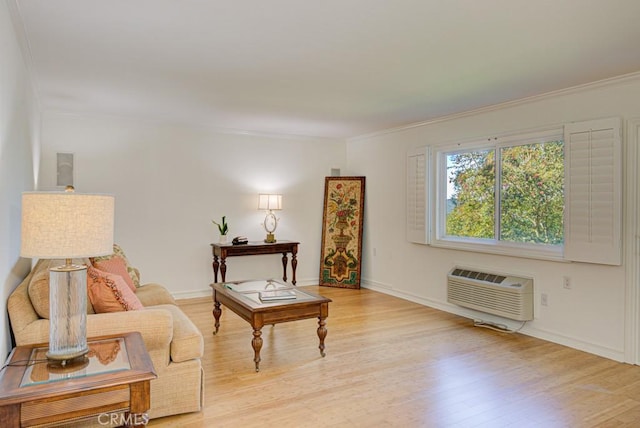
[450,268,506,284]
[447,267,533,321]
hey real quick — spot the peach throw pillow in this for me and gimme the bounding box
[87,266,144,313]
[91,244,141,288]
[92,256,136,293]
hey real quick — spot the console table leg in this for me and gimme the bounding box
[220,257,227,282]
[317,316,327,357]
[213,300,221,334]
[212,256,220,283]
[281,253,288,283]
[291,249,298,285]
[252,328,263,372]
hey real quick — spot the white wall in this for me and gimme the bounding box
[0,0,39,361]
[347,75,640,362]
[39,112,346,297]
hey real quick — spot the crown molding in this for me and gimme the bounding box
[348,71,640,142]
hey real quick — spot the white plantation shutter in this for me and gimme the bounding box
[564,117,622,265]
[407,146,429,244]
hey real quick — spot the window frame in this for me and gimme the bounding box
[432,128,565,261]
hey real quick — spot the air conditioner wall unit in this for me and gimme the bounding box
[447,267,534,321]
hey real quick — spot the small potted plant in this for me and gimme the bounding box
[212,216,229,243]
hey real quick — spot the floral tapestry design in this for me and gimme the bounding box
[319,177,365,288]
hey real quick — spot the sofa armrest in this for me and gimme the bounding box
[12,318,50,347]
[86,309,173,351]
[13,309,174,354]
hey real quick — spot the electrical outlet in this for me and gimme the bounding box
[541,293,548,306]
[563,276,571,289]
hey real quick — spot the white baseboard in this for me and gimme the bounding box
[173,289,210,300]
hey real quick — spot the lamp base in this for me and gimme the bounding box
[47,354,90,372]
[48,263,89,367]
[262,211,279,243]
[46,347,89,366]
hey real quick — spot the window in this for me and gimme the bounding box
[407,118,621,264]
[499,142,564,245]
[440,130,564,257]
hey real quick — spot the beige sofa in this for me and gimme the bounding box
[7,255,204,421]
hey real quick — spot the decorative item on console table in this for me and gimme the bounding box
[258,194,283,243]
[319,176,365,289]
[212,216,229,244]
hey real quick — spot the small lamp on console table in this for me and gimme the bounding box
[258,193,282,243]
[20,187,114,365]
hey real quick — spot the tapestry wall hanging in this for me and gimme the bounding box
[319,176,365,289]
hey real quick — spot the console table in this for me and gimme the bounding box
[211,240,299,285]
[0,332,156,427]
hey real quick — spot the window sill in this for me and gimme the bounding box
[430,237,565,262]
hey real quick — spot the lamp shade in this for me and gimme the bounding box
[21,192,115,259]
[258,194,282,211]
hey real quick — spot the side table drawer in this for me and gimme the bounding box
[21,385,129,427]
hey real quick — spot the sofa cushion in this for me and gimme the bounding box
[28,259,95,319]
[154,304,204,363]
[92,255,136,292]
[87,266,144,313]
[91,244,141,288]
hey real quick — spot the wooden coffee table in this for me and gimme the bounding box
[0,332,156,427]
[210,280,331,372]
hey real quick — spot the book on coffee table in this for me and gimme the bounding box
[259,289,297,302]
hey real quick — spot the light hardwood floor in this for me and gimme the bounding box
[150,286,640,428]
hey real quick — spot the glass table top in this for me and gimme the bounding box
[21,337,130,387]
[219,279,324,308]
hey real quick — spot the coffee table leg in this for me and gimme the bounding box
[252,328,263,372]
[213,300,221,335]
[317,316,327,357]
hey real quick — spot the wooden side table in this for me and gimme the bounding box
[211,240,299,285]
[0,332,156,427]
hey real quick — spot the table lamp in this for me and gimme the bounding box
[258,194,282,243]
[20,187,114,365]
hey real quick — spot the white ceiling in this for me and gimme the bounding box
[10,0,640,139]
